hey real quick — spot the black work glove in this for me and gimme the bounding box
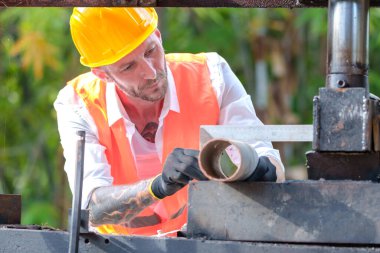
[150,148,208,199]
[246,156,277,182]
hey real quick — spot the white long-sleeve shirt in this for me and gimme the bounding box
[54,52,283,208]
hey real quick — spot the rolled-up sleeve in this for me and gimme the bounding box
[54,85,113,208]
[206,52,284,171]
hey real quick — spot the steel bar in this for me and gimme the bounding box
[187,180,380,244]
[200,125,313,147]
[1,229,380,253]
[1,0,380,7]
[68,131,86,253]
[0,194,21,224]
[67,209,90,233]
[326,0,369,90]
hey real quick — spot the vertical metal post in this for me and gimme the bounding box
[313,0,372,152]
[309,0,377,179]
[69,131,86,253]
[326,0,369,92]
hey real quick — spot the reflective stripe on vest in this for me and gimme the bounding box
[69,53,219,236]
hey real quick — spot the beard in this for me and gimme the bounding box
[119,70,168,102]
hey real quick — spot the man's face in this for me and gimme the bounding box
[102,30,167,102]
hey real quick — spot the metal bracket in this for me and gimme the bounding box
[313,88,372,151]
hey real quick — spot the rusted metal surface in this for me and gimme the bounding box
[313,88,372,151]
[1,229,380,253]
[0,194,21,225]
[372,96,380,151]
[306,151,380,180]
[326,74,369,90]
[188,180,380,244]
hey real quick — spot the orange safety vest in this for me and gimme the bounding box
[69,53,219,236]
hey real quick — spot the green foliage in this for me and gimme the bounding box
[0,8,75,229]
[369,9,380,95]
[219,150,238,177]
[2,7,380,227]
[22,200,60,228]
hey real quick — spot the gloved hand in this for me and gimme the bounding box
[246,156,277,182]
[150,148,208,199]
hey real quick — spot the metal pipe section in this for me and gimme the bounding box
[69,131,86,253]
[326,0,369,91]
[199,139,259,182]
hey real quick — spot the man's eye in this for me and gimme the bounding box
[121,64,133,72]
[145,47,155,57]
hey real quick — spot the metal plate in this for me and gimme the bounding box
[0,194,21,225]
[188,180,380,244]
[313,88,372,151]
[306,151,380,180]
[1,229,380,253]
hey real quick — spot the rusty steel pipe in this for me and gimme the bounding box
[326,0,369,91]
[199,139,259,182]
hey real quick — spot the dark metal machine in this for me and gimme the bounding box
[2,0,380,252]
[307,0,380,181]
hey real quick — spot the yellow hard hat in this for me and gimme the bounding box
[70,7,158,68]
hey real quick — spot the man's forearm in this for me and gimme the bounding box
[88,179,157,226]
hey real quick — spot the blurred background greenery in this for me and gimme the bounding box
[1,7,380,229]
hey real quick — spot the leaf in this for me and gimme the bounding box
[10,31,59,80]
[219,150,238,177]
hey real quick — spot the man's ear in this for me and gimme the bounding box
[154,29,162,43]
[92,67,111,82]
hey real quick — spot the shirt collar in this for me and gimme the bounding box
[106,63,180,127]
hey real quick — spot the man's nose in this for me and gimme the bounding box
[140,59,156,80]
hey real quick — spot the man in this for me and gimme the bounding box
[55,7,285,236]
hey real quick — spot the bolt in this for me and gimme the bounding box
[337,80,347,88]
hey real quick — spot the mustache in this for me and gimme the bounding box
[142,72,167,88]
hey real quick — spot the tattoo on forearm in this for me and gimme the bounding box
[88,180,157,226]
[140,122,158,143]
